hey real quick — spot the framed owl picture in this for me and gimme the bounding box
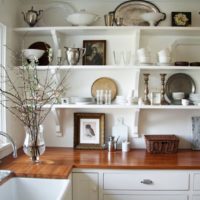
[74,113,105,149]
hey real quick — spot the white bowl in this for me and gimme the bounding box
[66,9,100,26]
[158,56,171,64]
[138,56,151,64]
[172,92,185,100]
[22,49,44,61]
[141,12,165,26]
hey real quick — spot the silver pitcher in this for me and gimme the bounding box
[64,47,86,65]
[22,6,43,27]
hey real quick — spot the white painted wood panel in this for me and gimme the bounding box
[103,172,189,190]
[104,194,188,200]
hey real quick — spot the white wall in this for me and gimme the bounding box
[14,0,200,149]
[0,0,24,158]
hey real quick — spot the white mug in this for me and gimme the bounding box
[181,99,189,106]
[122,141,130,152]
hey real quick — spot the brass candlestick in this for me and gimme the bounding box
[143,73,151,105]
[160,73,169,105]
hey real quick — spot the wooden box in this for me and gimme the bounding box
[145,135,179,154]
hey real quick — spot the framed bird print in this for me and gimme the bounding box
[74,113,105,149]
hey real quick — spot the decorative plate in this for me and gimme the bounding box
[28,42,51,66]
[39,1,76,26]
[166,73,196,101]
[91,77,118,100]
[113,0,165,26]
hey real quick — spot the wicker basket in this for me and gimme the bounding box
[145,135,179,154]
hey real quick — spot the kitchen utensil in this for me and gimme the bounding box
[166,73,196,102]
[113,0,165,26]
[64,47,86,65]
[91,77,118,101]
[104,12,115,26]
[67,9,100,26]
[39,1,75,26]
[107,136,118,152]
[28,42,51,65]
[22,6,43,27]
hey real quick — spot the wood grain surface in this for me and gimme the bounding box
[1,148,200,179]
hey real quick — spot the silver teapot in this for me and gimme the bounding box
[64,47,86,65]
[22,6,43,27]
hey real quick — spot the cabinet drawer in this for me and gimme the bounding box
[103,172,189,190]
[104,194,188,200]
[193,173,200,191]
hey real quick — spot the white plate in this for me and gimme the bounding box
[39,1,76,26]
[171,38,200,63]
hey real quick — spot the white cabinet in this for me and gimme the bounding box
[104,194,188,200]
[72,169,200,200]
[72,172,99,200]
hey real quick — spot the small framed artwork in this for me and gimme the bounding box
[74,113,105,149]
[83,40,106,65]
[171,12,192,27]
[150,92,161,105]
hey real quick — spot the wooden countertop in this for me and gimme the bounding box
[1,148,200,179]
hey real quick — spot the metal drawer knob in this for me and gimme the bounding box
[140,179,153,185]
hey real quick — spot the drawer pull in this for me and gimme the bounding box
[140,179,153,185]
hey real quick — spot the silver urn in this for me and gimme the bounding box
[64,47,86,65]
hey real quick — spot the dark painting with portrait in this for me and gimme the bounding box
[83,40,106,65]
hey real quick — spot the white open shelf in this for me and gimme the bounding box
[44,104,200,110]
[14,26,200,36]
[18,65,200,71]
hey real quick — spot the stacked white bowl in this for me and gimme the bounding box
[157,48,171,65]
[189,93,200,105]
[137,48,151,64]
[172,92,185,101]
[115,96,127,105]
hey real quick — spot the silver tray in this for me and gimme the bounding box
[166,73,196,102]
[113,0,165,26]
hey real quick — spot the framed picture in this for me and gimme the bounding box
[83,40,106,65]
[74,113,105,149]
[171,12,191,26]
[150,92,161,105]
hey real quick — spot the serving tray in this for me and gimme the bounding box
[113,0,165,26]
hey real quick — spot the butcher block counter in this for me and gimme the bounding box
[1,148,200,178]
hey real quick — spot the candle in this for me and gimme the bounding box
[57,49,62,57]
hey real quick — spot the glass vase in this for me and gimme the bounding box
[23,125,45,162]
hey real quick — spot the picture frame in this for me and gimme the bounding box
[171,12,192,27]
[150,92,161,105]
[74,113,105,149]
[83,40,106,65]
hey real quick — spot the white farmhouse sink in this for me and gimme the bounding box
[0,177,70,200]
